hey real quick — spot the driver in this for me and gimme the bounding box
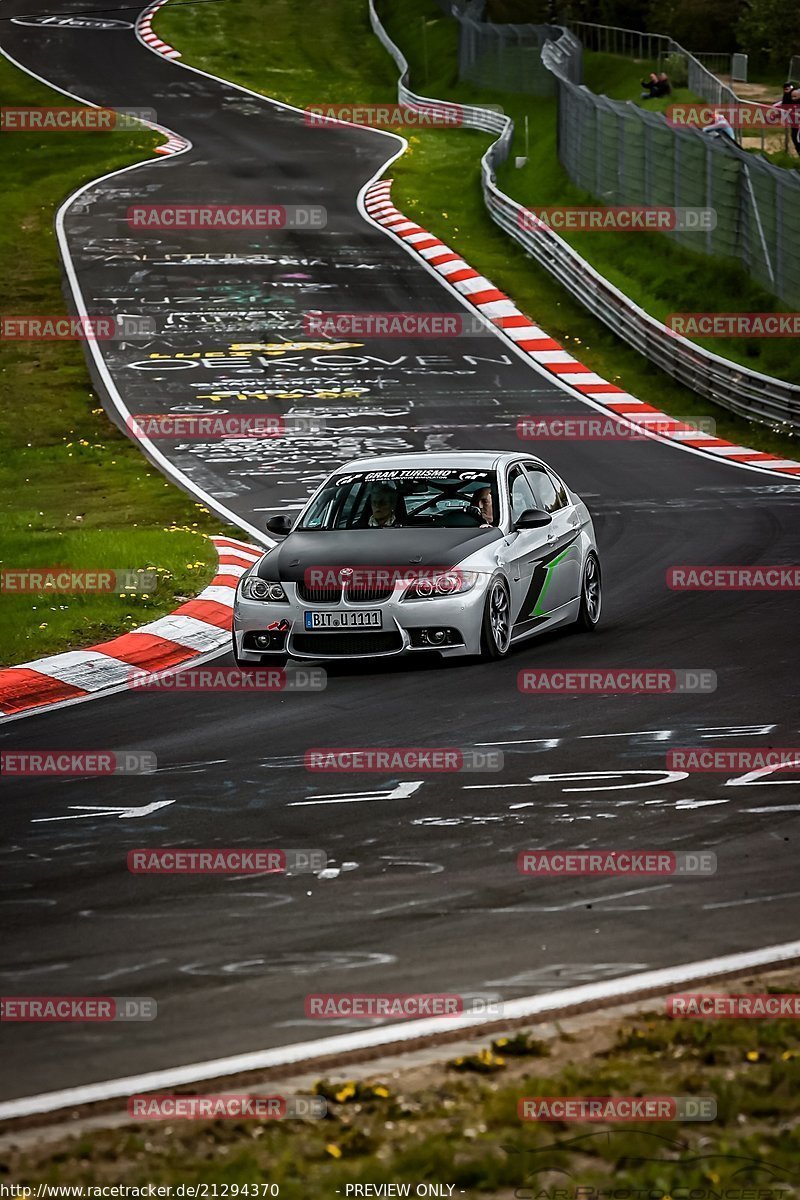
[368,481,399,528]
[474,485,494,527]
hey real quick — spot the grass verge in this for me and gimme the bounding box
[0,58,237,667]
[154,0,799,460]
[5,970,799,1190]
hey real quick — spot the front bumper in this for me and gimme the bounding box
[232,580,489,661]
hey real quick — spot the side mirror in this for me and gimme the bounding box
[515,507,552,530]
[266,515,294,536]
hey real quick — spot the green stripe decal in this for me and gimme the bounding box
[531,546,573,616]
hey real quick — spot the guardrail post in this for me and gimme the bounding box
[775,178,784,298]
[743,162,776,286]
[705,137,714,256]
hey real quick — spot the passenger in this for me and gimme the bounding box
[475,485,495,527]
[368,482,399,527]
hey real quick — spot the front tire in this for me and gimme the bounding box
[576,552,602,631]
[480,577,512,660]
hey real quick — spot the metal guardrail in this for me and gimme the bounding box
[368,1,509,141]
[368,2,800,430]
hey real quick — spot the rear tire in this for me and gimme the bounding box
[480,577,512,660]
[576,552,602,631]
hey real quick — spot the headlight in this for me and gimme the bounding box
[240,576,288,602]
[402,570,480,600]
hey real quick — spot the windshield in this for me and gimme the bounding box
[297,468,499,531]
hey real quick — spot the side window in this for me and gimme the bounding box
[508,467,539,523]
[524,465,566,513]
[303,492,333,529]
[547,468,570,510]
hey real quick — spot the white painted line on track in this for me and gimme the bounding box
[2,939,799,1121]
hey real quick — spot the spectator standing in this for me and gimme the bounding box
[771,82,800,156]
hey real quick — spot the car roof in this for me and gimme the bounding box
[332,451,541,473]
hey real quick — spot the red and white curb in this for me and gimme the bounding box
[364,180,800,477]
[136,0,181,61]
[135,0,189,155]
[0,537,262,720]
[153,129,189,156]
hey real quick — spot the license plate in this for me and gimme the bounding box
[304,609,382,630]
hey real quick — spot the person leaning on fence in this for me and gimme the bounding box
[640,72,659,99]
[771,82,800,155]
[702,110,736,142]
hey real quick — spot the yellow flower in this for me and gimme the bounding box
[373,1086,390,1098]
[746,1050,760,1062]
[335,1082,356,1103]
[325,1144,342,1159]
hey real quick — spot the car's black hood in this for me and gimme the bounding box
[255,527,503,581]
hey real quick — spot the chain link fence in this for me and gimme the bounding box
[368,1,800,428]
[457,14,562,95]
[544,36,800,304]
[427,0,579,95]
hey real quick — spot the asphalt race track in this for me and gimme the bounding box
[1,0,799,1105]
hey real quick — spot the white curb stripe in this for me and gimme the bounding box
[436,260,470,276]
[140,614,231,652]
[17,650,136,690]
